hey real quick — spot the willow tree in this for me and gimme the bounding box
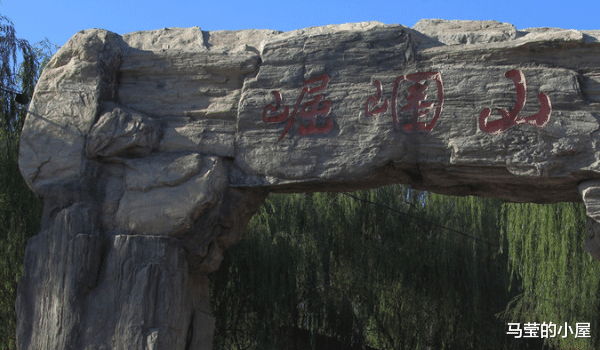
[211,186,544,349]
[501,202,600,350]
[0,14,47,350]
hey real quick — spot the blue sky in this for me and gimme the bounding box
[2,0,599,49]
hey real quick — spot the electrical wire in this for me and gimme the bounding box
[341,192,500,247]
[0,86,29,104]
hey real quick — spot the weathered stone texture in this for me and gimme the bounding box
[16,203,102,350]
[412,19,518,45]
[18,29,122,197]
[17,205,215,350]
[115,154,227,236]
[86,102,160,158]
[80,235,213,350]
[234,22,600,203]
[15,19,600,349]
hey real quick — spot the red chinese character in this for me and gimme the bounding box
[392,72,444,133]
[262,91,289,123]
[479,69,552,135]
[262,74,333,142]
[365,80,388,118]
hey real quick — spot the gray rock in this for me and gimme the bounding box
[79,234,214,350]
[157,116,236,157]
[122,27,208,52]
[123,153,205,192]
[18,29,122,197]
[16,203,102,350]
[579,180,600,260]
[86,102,160,158]
[234,23,597,204]
[17,206,215,350]
[115,155,227,236]
[15,19,600,349]
[412,19,517,45]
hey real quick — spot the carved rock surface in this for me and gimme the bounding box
[235,21,600,203]
[16,19,600,350]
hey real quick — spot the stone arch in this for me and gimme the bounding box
[16,20,600,349]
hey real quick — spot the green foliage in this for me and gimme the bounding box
[211,187,547,349]
[500,202,600,350]
[0,16,36,135]
[0,14,49,350]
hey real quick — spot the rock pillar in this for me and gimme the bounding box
[16,27,268,349]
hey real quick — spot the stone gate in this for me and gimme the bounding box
[16,19,600,349]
